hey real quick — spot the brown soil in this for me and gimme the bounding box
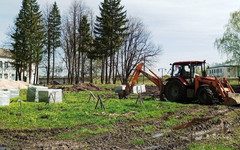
[1,105,240,149]
[53,83,109,92]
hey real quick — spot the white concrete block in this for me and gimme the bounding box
[3,89,19,98]
[0,91,10,106]
[115,85,126,93]
[132,84,146,94]
[27,85,48,102]
[37,89,62,103]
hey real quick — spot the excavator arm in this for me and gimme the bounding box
[119,63,163,99]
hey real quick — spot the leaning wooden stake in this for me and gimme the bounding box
[89,91,97,102]
[136,93,143,104]
[95,95,105,110]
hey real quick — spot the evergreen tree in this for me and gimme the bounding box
[45,2,61,84]
[94,0,128,84]
[11,0,45,84]
[49,2,61,83]
[78,15,92,83]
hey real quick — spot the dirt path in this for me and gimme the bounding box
[1,105,239,149]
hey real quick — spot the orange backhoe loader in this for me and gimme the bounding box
[119,60,240,106]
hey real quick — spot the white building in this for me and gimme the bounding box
[0,48,35,84]
[0,48,15,80]
[207,64,239,78]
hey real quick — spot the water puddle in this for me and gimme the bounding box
[173,117,212,130]
[0,147,9,150]
[190,126,229,142]
[152,133,163,138]
[144,145,159,150]
[173,117,230,142]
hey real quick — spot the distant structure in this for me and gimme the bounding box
[0,48,35,84]
[207,64,239,78]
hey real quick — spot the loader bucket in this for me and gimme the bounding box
[223,92,240,106]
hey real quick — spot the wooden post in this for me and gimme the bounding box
[89,91,97,102]
[95,95,105,110]
[17,99,23,122]
[62,91,67,101]
[136,93,143,104]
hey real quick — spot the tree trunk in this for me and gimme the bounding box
[81,52,85,83]
[52,47,55,84]
[90,58,93,83]
[34,63,39,84]
[109,55,113,84]
[76,50,81,84]
[113,52,119,84]
[47,32,51,85]
[29,63,32,84]
[105,56,108,84]
[101,57,105,84]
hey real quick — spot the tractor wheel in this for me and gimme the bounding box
[165,79,186,102]
[197,86,219,105]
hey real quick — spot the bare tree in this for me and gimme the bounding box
[119,17,162,84]
[61,0,91,84]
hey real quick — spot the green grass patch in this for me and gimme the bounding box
[0,89,187,130]
[186,143,235,150]
[58,126,110,139]
[130,139,145,145]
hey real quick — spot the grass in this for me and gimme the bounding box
[130,139,145,145]
[0,89,185,130]
[1,84,239,149]
[58,126,110,139]
[186,143,236,150]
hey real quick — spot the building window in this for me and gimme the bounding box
[0,61,2,68]
[4,62,8,69]
[0,74,2,78]
[227,68,231,72]
[11,74,15,80]
[4,73,8,79]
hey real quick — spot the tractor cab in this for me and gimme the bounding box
[171,60,206,86]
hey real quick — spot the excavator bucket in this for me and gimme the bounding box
[224,92,240,106]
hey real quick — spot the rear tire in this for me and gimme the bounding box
[165,79,186,102]
[197,86,219,105]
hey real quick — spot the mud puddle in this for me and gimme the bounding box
[152,133,164,138]
[0,146,9,150]
[173,117,213,130]
[173,117,231,143]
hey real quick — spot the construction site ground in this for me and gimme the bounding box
[0,83,240,149]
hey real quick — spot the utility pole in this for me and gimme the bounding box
[158,68,166,78]
[143,55,145,84]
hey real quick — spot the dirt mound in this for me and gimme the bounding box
[0,79,29,89]
[60,83,108,92]
[144,85,160,97]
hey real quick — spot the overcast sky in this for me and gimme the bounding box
[1,0,240,74]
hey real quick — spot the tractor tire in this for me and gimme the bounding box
[197,86,219,105]
[165,79,187,102]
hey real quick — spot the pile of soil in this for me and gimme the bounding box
[0,79,29,89]
[60,83,108,92]
[144,85,160,97]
